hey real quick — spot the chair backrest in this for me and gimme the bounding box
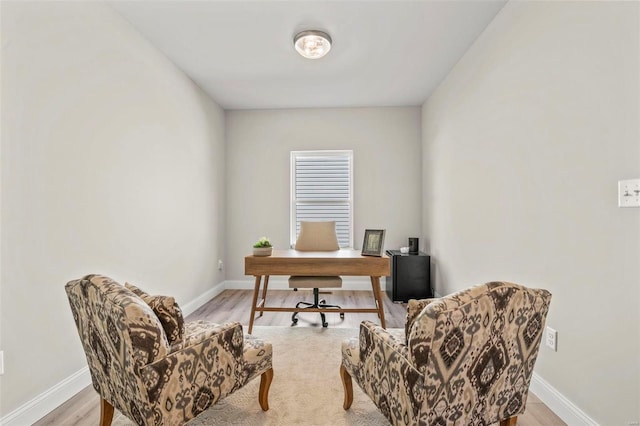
[408,281,551,425]
[294,221,340,251]
[65,274,170,423]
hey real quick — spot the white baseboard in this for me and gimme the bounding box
[225,277,380,291]
[180,280,226,317]
[530,372,599,426]
[0,367,91,426]
[0,281,225,426]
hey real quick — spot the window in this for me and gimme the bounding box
[290,150,353,248]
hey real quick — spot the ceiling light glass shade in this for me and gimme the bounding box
[294,30,332,59]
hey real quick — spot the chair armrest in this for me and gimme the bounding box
[139,321,246,419]
[359,321,411,365]
[169,320,233,352]
[405,298,439,343]
[356,321,425,422]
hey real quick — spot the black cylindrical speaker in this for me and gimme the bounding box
[408,237,419,254]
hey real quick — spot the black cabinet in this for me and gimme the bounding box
[385,250,432,302]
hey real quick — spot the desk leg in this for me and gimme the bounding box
[259,275,270,317]
[371,276,386,329]
[248,275,262,334]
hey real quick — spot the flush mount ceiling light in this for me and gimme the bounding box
[294,30,332,59]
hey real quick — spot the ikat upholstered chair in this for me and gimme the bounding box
[65,274,273,426]
[340,281,551,426]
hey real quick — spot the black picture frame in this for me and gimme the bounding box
[361,229,386,257]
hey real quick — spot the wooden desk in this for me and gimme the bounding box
[244,249,390,334]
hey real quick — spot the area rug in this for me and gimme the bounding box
[114,326,390,426]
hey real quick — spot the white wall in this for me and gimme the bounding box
[225,107,422,282]
[422,1,639,424]
[0,1,226,417]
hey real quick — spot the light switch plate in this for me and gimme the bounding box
[618,179,640,207]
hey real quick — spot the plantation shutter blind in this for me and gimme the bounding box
[291,151,353,248]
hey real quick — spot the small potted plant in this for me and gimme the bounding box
[252,237,273,256]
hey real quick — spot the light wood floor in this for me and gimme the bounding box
[36,289,565,425]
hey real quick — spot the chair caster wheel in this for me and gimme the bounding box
[322,322,328,328]
[340,313,345,319]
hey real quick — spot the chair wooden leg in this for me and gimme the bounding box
[340,365,354,410]
[258,368,274,411]
[99,398,114,426]
[500,416,518,426]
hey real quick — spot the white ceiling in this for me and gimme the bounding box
[110,1,507,110]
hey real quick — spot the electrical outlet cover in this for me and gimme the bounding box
[545,327,557,351]
[618,178,640,207]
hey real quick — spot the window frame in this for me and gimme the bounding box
[290,150,354,248]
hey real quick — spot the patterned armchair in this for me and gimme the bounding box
[65,275,273,426]
[340,281,551,426]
